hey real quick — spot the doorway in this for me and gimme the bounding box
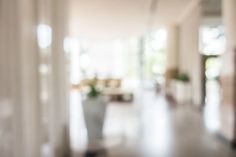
[201,55,222,106]
[201,55,222,132]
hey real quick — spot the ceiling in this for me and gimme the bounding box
[69,0,197,40]
[202,0,221,16]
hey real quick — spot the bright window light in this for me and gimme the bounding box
[200,26,225,55]
[63,37,79,53]
[144,28,167,81]
[80,53,90,70]
[146,29,167,51]
[37,24,52,49]
[64,37,80,84]
[39,64,50,74]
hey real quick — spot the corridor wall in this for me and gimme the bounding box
[221,0,236,144]
[178,1,203,106]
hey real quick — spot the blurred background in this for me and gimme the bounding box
[0,0,236,157]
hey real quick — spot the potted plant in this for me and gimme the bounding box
[174,73,190,83]
[82,78,108,144]
[173,73,191,103]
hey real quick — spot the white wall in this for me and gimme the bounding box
[220,0,236,142]
[166,25,179,70]
[178,3,202,106]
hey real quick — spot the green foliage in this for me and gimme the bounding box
[174,73,190,82]
[87,78,101,98]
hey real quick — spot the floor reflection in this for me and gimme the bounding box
[70,89,235,157]
[70,91,87,152]
[139,93,172,157]
[204,80,220,133]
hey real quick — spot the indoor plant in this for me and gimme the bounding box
[173,73,191,103]
[82,78,107,143]
[174,73,190,83]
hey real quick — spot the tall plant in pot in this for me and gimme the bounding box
[173,73,191,103]
[82,78,107,144]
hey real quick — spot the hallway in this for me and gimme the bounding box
[70,90,235,157]
[1,0,236,156]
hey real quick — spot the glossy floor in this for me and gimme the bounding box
[70,89,235,157]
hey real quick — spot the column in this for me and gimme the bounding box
[18,0,42,156]
[0,0,17,156]
[221,0,236,144]
[0,0,43,156]
[138,37,145,86]
[37,0,54,155]
[165,25,179,86]
[49,0,70,156]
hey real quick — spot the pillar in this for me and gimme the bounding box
[0,0,43,156]
[166,25,179,86]
[0,0,20,156]
[138,37,145,86]
[221,0,236,144]
[18,0,42,156]
[48,0,70,156]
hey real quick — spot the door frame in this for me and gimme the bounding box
[201,54,220,107]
